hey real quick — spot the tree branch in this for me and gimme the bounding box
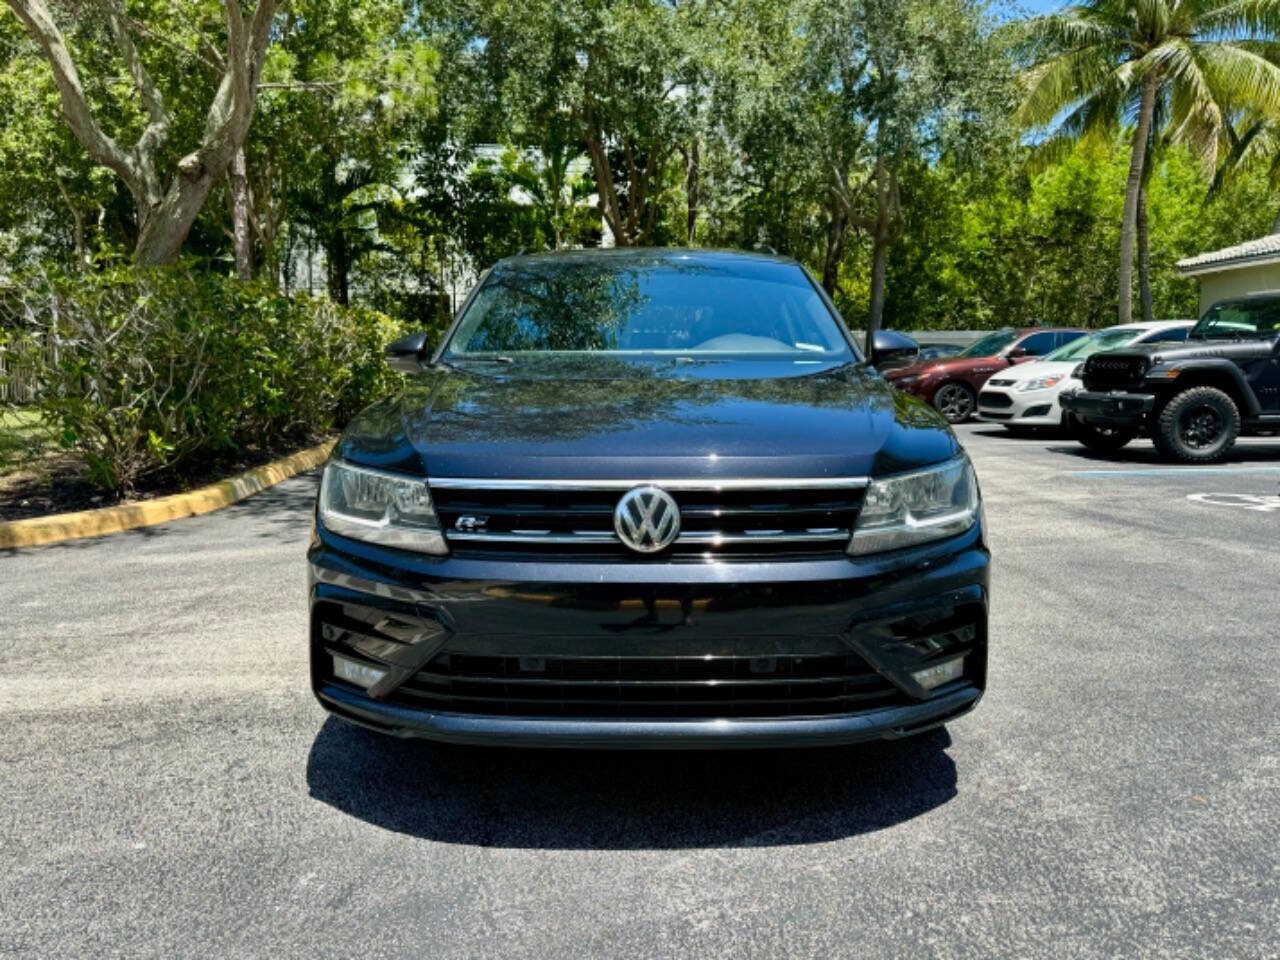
[3,0,143,197]
[101,0,170,130]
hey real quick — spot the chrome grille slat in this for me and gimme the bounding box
[431,477,865,558]
[428,476,869,491]
[446,529,851,546]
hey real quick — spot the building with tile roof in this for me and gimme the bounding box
[1177,235,1280,313]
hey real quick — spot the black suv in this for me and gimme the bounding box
[308,249,988,748]
[1061,294,1280,462]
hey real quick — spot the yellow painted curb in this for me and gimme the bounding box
[0,439,335,550]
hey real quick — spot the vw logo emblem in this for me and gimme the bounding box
[613,486,681,553]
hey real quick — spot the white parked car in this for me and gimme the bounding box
[975,320,1195,431]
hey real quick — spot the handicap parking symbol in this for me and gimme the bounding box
[1187,493,1280,512]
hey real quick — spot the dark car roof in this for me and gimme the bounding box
[497,247,800,269]
[1010,326,1087,335]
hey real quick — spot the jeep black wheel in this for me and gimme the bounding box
[1067,414,1137,453]
[1155,387,1240,463]
[933,383,976,423]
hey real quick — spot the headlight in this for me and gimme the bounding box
[318,460,448,554]
[1016,374,1066,392]
[849,456,980,555]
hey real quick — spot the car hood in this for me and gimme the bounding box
[885,356,1004,380]
[1096,339,1274,364]
[988,359,1078,384]
[338,357,961,481]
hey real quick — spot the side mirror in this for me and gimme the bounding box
[1007,347,1028,359]
[385,332,431,374]
[868,329,919,371]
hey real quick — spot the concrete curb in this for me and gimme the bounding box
[0,439,335,550]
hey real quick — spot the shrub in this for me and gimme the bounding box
[0,266,401,494]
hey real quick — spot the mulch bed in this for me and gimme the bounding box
[0,437,330,523]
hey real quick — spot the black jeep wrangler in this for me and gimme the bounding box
[1061,294,1280,462]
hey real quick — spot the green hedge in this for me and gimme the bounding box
[1,267,401,493]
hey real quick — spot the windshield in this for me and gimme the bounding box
[1045,327,1140,362]
[957,330,1017,358]
[1190,299,1280,340]
[445,255,855,361]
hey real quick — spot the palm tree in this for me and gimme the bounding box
[1015,0,1280,324]
[1209,115,1280,230]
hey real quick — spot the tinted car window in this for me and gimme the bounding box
[1017,332,1058,356]
[1142,327,1189,343]
[957,330,1017,357]
[1191,298,1280,340]
[447,257,852,358]
[1045,327,1140,361]
[1057,331,1088,348]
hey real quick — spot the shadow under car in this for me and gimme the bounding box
[305,716,959,850]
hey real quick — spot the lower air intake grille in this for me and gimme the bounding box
[389,651,905,719]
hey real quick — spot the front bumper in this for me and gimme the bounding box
[976,385,1063,426]
[318,682,980,748]
[1060,389,1155,425]
[308,521,989,749]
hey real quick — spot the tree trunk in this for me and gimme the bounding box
[54,175,87,266]
[821,205,847,295]
[230,145,252,281]
[133,160,219,265]
[684,140,699,245]
[328,230,350,305]
[6,0,279,267]
[868,234,889,333]
[1118,73,1158,325]
[584,124,628,246]
[1137,179,1153,324]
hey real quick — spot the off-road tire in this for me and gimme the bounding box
[1067,414,1137,453]
[933,382,976,423]
[1154,387,1241,463]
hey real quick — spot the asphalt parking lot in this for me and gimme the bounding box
[2,423,1278,959]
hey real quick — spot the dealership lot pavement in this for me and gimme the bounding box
[2,423,1278,959]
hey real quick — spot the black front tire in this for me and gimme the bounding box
[1068,414,1137,453]
[1153,387,1241,463]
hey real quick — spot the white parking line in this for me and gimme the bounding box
[1187,493,1280,512]
[1070,466,1280,477]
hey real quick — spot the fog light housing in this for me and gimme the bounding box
[912,656,965,691]
[333,654,387,689]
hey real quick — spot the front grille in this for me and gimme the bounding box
[978,391,1013,408]
[430,478,865,559]
[1083,354,1147,391]
[391,650,905,718]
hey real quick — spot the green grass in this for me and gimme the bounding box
[0,408,57,473]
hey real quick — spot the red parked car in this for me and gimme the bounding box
[884,327,1088,423]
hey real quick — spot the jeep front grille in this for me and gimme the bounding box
[429,477,866,559]
[1084,355,1148,391]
